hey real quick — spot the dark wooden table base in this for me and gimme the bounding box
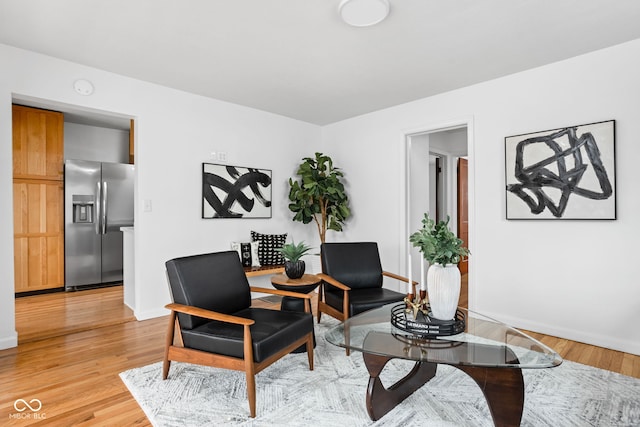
[362,353,524,427]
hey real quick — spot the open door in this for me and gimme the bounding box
[457,158,468,275]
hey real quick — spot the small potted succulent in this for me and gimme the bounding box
[277,240,313,279]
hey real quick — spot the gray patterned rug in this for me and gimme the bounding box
[120,319,640,426]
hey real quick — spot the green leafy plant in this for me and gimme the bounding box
[409,213,469,265]
[276,240,313,262]
[287,152,351,243]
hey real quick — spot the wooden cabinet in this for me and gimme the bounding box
[12,105,64,181]
[13,180,65,292]
[12,105,65,293]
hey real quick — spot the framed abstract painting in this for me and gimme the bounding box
[505,120,616,220]
[202,163,272,219]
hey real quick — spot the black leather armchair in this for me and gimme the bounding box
[317,242,416,324]
[163,251,314,418]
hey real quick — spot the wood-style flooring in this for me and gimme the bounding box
[1,284,638,426]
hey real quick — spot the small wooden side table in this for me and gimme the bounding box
[270,273,321,353]
[270,273,321,313]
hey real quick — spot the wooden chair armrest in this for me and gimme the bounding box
[244,265,285,277]
[165,302,255,326]
[250,286,312,300]
[383,271,417,293]
[317,273,351,291]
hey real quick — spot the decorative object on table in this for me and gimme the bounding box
[230,241,261,267]
[251,231,287,266]
[505,120,616,220]
[287,152,350,243]
[390,303,466,338]
[202,163,272,219]
[276,240,313,279]
[410,213,469,320]
[403,293,428,319]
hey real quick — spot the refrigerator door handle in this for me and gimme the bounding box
[102,181,108,234]
[96,181,102,235]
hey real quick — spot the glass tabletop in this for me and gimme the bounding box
[325,303,563,369]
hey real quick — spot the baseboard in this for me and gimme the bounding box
[0,331,18,350]
[481,310,640,356]
[134,306,170,321]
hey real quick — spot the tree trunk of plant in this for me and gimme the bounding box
[314,197,328,243]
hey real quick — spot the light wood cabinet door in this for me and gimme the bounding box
[12,105,64,181]
[13,179,65,293]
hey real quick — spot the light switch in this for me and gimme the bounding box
[143,199,152,212]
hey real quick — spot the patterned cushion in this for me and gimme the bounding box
[251,231,287,266]
[230,241,261,267]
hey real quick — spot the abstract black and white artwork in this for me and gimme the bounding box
[505,120,616,220]
[202,163,272,219]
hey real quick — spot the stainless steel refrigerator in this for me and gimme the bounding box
[64,160,134,290]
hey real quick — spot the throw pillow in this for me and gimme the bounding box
[230,241,261,268]
[251,231,287,266]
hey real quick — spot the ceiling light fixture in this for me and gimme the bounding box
[339,0,390,27]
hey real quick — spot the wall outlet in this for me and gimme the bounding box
[210,151,227,162]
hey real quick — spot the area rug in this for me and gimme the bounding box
[120,319,640,426]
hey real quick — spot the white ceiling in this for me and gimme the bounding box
[2,0,640,125]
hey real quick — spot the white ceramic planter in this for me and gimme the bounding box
[427,263,461,320]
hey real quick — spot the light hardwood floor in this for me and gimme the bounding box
[1,285,638,426]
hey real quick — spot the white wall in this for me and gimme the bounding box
[2,39,639,356]
[322,39,640,355]
[0,44,320,349]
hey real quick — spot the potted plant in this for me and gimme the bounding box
[287,152,350,243]
[409,213,469,320]
[277,240,313,279]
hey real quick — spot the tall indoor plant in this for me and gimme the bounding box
[409,213,469,320]
[287,152,350,243]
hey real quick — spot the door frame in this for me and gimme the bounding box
[403,116,475,308]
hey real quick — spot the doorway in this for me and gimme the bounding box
[11,95,136,342]
[405,123,471,307]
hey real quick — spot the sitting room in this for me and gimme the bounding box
[1,1,639,426]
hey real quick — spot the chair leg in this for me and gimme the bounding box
[246,370,256,418]
[316,287,323,323]
[162,359,171,380]
[306,334,314,370]
[163,311,177,379]
[243,325,257,417]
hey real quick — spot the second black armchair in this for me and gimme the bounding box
[317,242,415,324]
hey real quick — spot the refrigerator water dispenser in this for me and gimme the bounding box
[72,195,95,223]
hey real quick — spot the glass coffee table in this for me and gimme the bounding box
[325,303,562,426]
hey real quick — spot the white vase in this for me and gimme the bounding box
[426,263,461,320]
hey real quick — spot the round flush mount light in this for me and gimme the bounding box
[73,79,94,96]
[339,0,390,27]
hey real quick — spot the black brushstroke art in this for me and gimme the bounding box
[506,125,613,218]
[203,165,271,218]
